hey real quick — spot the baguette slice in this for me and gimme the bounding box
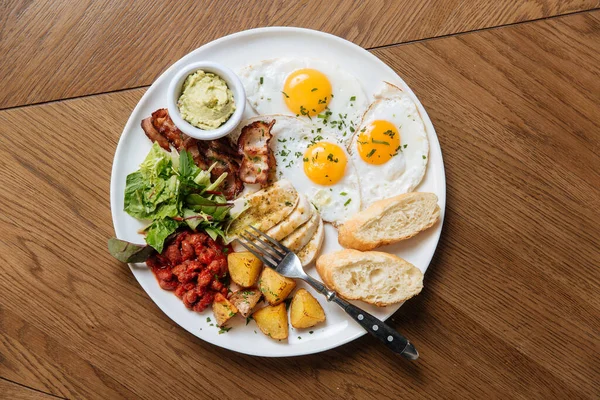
[338,192,440,251]
[316,249,423,306]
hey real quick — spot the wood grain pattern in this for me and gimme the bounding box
[0,379,62,400]
[1,9,599,400]
[1,0,599,108]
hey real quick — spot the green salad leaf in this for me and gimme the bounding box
[107,238,155,263]
[144,218,180,253]
[120,142,232,254]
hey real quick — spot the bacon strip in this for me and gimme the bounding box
[141,117,170,151]
[197,138,245,198]
[140,108,244,199]
[237,120,276,187]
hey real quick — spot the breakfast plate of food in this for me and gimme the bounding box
[109,27,445,357]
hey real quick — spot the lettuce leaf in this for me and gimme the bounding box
[144,218,180,253]
[118,143,233,259]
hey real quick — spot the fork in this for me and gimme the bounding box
[237,226,419,360]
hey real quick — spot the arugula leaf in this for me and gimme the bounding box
[107,238,155,263]
[178,149,202,191]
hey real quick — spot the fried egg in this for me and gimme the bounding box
[234,115,361,224]
[239,58,368,145]
[349,82,429,209]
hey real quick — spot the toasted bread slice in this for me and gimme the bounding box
[297,216,324,266]
[281,205,319,252]
[266,194,314,241]
[227,180,299,238]
[338,192,440,251]
[315,249,423,306]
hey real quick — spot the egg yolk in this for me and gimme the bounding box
[303,142,347,185]
[357,120,401,165]
[283,69,332,116]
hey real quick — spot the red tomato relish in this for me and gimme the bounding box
[146,230,232,312]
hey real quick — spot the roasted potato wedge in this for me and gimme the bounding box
[258,267,296,305]
[227,251,263,287]
[290,288,326,328]
[229,288,262,318]
[253,303,288,340]
[212,293,238,327]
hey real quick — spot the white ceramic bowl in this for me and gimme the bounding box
[166,61,245,140]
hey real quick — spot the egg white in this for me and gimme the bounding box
[349,82,429,209]
[238,58,368,146]
[231,115,361,224]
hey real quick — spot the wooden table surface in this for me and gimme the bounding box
[1,1,599,399]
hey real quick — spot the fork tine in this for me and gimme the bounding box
[242,231,283,263]
[236,236,276,268]
[244,228,286,258]
[238,234,282,266]
[249,225,291,253]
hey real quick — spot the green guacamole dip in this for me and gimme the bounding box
[177,70,235,130]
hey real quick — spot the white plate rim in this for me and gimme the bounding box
[110,26,446,357]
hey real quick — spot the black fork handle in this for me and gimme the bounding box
[303,275,419,360]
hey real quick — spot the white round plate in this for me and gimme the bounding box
[110,27,445,357]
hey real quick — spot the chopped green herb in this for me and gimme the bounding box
[350,96,356,101]
[282,91,289,98]
[259,77,264,84]
[327,153,339,163]
[285,201,293,207]
[366,149,376,158]
[371,138,390,145]
[206,317,211,322]
[278,138,287,143]
[344,198,352,206]
[218,326,232,334]
[404,144,408,148]
[298,336,302,340]
[423,155,427,159]
[383,130,395,139]
[311,88,318,92]
[340,191,348,196]
[309,331,314,334]
[246,316,254,325]
[349,126,355,133]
